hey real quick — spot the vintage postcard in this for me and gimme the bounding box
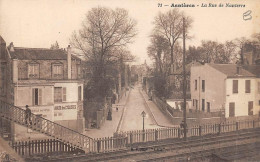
[0,0,260,161]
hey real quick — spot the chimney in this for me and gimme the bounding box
[9,42,15,52]
[67,45,71,79]
[13,59,18,83]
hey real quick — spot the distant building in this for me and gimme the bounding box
[0,36,85,134]
[168,61,201,99]
[243,42,260,65]
[190,63,260,118]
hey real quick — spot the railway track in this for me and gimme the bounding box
[26,128,260,162]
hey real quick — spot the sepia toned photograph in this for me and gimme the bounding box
[0,0,260,161]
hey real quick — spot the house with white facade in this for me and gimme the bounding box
[190,63,260,118]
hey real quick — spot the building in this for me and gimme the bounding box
[243,42,260,65]
[168,61,201,99]
[0,36,85,137]
[190,63,260,118]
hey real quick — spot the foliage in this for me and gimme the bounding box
[153,9,193,69]
[50,41,59,49]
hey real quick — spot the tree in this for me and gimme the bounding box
[153,9,192,72]
[50,41,59,49]
[70,7,137,99]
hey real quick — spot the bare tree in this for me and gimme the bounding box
[50,41,59,49]
[153,9,192,72]
[70,7,137,99]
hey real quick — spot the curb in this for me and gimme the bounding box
[115,88,132,133]
[139,89,177,128]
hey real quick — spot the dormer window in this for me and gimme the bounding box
[28,63,39,79]
[52,63,63,79]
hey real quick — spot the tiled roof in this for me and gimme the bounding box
[243,65,260,78]
[9,47,81,60]
[208,64,256,78]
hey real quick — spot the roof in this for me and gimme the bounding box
[243,65,260,78]
[208,64,256,78]
[0,36,6,45]
[9,47,81,60]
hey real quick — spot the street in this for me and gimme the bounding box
[120,85,160,131]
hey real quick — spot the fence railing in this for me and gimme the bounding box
[9,139,84,157]
[1,100,260,155]
[0,100,93,153]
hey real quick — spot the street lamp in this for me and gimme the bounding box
[141,111,146,141]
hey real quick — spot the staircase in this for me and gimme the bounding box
[0,100,93,153]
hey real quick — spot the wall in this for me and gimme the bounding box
[190,64,227,112]
[225,77,257,117]
[255,79,260,115]
[17,58,82,80]
[53,82,83,121]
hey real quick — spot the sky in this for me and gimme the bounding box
[0,0,260,65]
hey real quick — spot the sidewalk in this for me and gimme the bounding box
[84,89,131,138]
[140,90,177,127]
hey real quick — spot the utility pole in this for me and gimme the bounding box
[182,17,187,140]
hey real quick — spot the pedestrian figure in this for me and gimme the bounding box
[116,107,118,112]
[180,120,187,137]
[25,105,32,125]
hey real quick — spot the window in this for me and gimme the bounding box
[195,100,198,110]
[77,65,81,78]
[207,102,210,112]
[54,87,66,102]
[259,100,260,106]
[32,88,42,105]
[229,102,235,117]
[232,80,238,93]
[258,82,260,94]
[245,80,251,93]
[195,80,197,90]
[0,64,6,95]
[78,86,82,101]
[54,87,62,102]
[248,101,253,115]
[202,99,205,111]
[52,64,63,78]
[28,64,39,78]
[192,99,194,106]
[202,80,205,92]
[63,87,66,101]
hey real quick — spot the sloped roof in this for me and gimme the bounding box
[9,47,81,60]
[243,65,260,78]
[208,64,256,78]
[0,36,6,45]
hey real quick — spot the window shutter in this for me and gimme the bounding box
[32,88,35,106]
[39,89,42,105]
[62,87,66,101]
[233,80,238,93]
[245,80,251,93]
